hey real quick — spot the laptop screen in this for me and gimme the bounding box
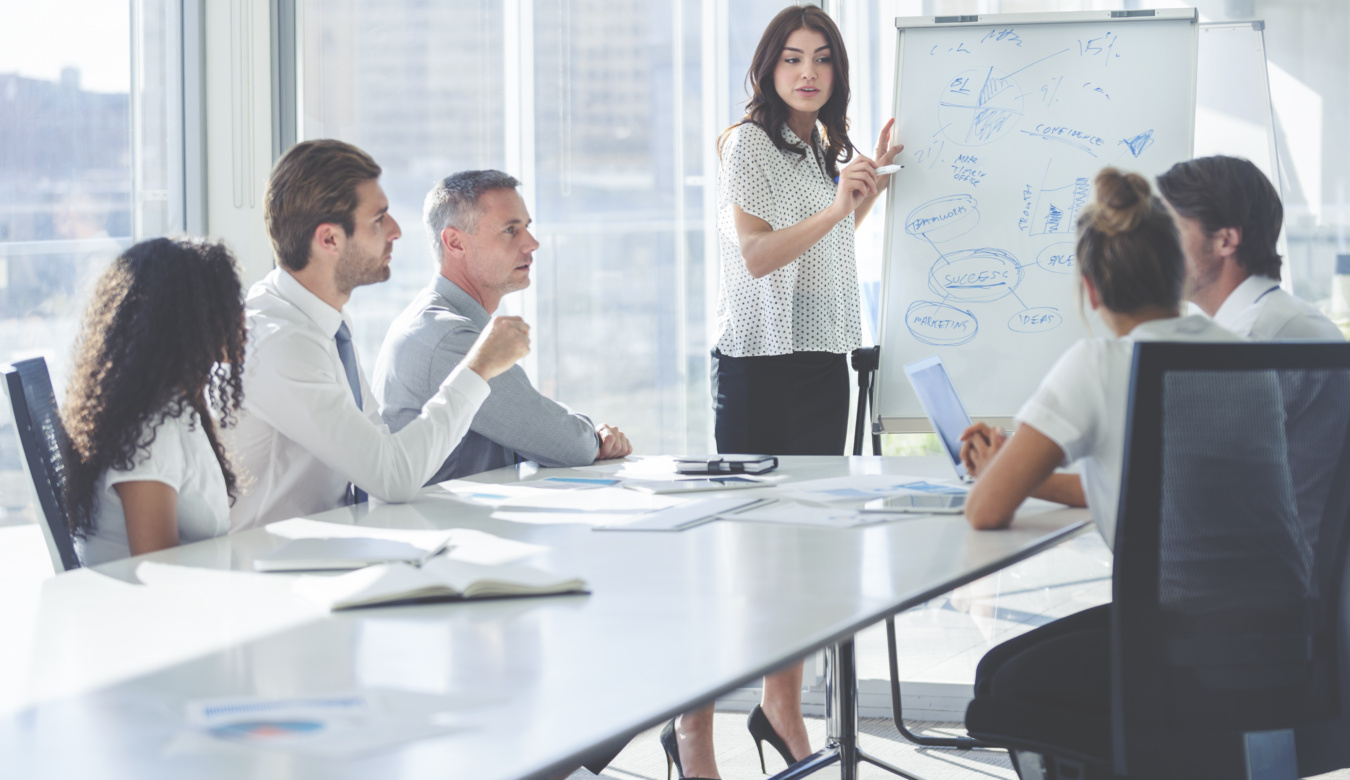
[904,356,974,480]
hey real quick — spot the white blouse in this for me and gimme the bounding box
[78,403,231,565]
[1015,314,1240,549]
[715,121,861,357]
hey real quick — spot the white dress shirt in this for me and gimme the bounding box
[1212,274,1343,341]
[80,403,231,565]
[226,269,491,530]
[1015,314,1240,549]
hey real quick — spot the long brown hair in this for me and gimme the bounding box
[718,5,856,179]
[1076,168,1186,315]
[62,237,247,536]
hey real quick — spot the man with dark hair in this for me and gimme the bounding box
[1159,157,1349,657]
[1157,155,1341,340]
[373,170,632,482]
[228,142,532,529]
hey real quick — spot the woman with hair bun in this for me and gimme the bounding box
[958,166,1237,540]
[953,168,1241,777]
[63,236,247,565]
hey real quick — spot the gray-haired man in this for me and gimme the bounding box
[373,170,632,483]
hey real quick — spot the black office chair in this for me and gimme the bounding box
[965,342,1350,779]
[3,357,80,572]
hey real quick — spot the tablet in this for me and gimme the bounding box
[862,492,966,514]
[903,355,976,483]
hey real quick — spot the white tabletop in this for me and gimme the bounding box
[0,456,1088,779]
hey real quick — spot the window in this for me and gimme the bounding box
[301,0,509,375]
[0,0,189,525]
[301,0,808,456]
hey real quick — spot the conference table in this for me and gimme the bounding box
[0,455,1088,779]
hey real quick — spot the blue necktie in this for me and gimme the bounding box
[334,322,362,411]
[335,322,367,504]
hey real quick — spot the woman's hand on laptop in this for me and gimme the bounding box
[959,422,1006,478]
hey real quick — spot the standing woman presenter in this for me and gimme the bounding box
[662,6,903,780]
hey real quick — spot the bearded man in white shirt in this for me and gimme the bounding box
[226,140,531,529]
[1157,155,1343,341]
[1160,155,1349,609]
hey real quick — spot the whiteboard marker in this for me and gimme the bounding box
[875,164,905,175]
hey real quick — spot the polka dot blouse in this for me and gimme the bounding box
[715,121,861,358]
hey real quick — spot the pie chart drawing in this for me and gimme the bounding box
[938,68,1025,146]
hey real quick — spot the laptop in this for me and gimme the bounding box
[903,355,977,484]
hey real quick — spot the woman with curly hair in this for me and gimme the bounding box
[62,236,247,565]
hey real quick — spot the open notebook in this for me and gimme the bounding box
[294,557,588,611]
[253,537,453,572]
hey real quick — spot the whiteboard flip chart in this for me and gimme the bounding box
[875,10,1198,430]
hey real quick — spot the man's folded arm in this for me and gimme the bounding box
[248,331,491,502]
[432,326,599,467]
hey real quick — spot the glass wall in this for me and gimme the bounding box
[301,0,825,455]
[301,0,510,393]
[0,0,187,526]
[0,1,134,523]
[0,2,133,386]
[529,0,699,453]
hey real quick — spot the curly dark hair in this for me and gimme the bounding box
[718,5,856,179]
[62,236,247,537]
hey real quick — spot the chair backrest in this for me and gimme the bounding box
[1294,441,1350,776]
[2,358,80,572]
[1111,342,1350,779]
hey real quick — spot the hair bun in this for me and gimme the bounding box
[1091,167,1154,237]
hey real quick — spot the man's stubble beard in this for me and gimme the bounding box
[335,242,392,295]
[1183,238,1224,305]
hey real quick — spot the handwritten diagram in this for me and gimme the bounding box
[882,16,1196,423]
[927,248,1024,304]
[903,195,1066,347]
[938,68,1025,146]
[1119,129,1155,157]
[890,20,1192,361]
[1036,242,1076,274]
[1029,172,1090,235]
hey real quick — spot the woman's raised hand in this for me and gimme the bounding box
[873,118,904,194]
[831,154,878,219]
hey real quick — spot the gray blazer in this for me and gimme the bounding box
[372,275,599,483]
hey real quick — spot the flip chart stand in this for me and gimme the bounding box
[850,347,882,457]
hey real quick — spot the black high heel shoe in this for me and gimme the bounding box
[659,718,718,780]
[746,704,798,774]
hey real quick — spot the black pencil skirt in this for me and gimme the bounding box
[711,349,849,456]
